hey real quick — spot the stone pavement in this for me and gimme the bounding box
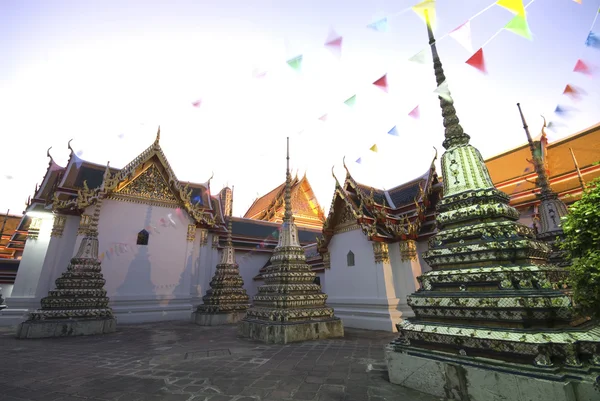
[0,321,441,401]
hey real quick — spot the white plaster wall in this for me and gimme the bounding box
[95,199,194,322]
[324,229,401,332]
[388,244,417,307]
[1,284,14,299]
[238,251,271,300]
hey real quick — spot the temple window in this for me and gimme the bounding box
[137,229,149,246]
[347,251,355,267]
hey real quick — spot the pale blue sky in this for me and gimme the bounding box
[1,0,599,217]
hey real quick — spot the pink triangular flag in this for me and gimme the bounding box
[466,48,487,74]
[325,30,343,58]
[573,59,590,75]
[409,105,420,119]
[449,21,474,53]
[192,99,202,107]
[373,74,388,92]
[318,114,328,122]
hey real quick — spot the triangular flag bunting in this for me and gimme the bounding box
[409,105,420,119]
[318,114,328,122]
[192,99,202,107]
[466,48,487,74]
[344,95,357,107]
[496,0,526,16]
[434,80,452,102]
[370,144,378,152]
[563,84,586,100]
[573,59,590,75]
[373,74,388,92]
[563,84,575,95]
[412,0,437,28]
[287,55,303,71]
[554,105,570,115]
[356,157,362,164]
[504,15,532,40]
[409,49,428,64]
[585,31,600,48]
[449,21,474,52]
[325,31,343,58]
[387,126,399,136]
[367,18,388,32]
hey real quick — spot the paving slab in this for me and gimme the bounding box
[0,321,440,401]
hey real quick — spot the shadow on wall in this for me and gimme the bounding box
[171,245,194,306]
[116,205,157,298]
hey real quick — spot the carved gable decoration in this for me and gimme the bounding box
[333,204,359,234]
[115,164,178,204]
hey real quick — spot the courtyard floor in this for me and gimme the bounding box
[0,321,440,401]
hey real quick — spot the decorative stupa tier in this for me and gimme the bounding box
[518,104,569,267]
[17,177,116,338]
[193,196,250,325]
[238,138,343,344]
[389,10,600,368]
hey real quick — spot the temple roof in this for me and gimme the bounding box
[487,121,600,207]
[243,173,325,229]
[317,154,441,252]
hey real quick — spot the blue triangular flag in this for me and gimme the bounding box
[367,18,388,32]
[585,31,600,48]
[387,126,399,136]
[554,105,568,115]
[355,157,362,164]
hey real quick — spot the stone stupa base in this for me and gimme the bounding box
[192,311,247,326]
[385,346,599,401]
[16,317,117,339]
[238,317,344,344]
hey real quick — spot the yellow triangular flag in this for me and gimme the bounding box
[412,0,437,29]
[496,0,526,16]
[370,144,378,152]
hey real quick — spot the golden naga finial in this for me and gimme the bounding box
[540,115,548,139]
[331,166,343,189]
[67,139,74,154]
[342,156,351,178]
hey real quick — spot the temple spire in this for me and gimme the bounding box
[284,137,293,223]
[569,148,586,190]
[226,186,234,248]
[424,9,470,150]
[517,103,553,197]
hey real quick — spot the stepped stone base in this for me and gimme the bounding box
[16,318,117,339]
[385,345,599,401]
[238,318,344,344]
[192,311,246,326]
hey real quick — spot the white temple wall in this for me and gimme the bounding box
[324,229,401,332]
[0,215,54,325]
[388,244,417,321]
[96,199,194,323]
[238,251,271,300]
[197,233,219,303]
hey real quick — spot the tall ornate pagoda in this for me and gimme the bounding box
[193,193,250,325]
[16,165,116,339]
[517,104,569,267]
[238,138,344,344]
[385,9,600,400]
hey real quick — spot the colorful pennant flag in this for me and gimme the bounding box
[554,105,571,115]
[546,121,566,132]
[367,18,389,32]
[449,21,473,52]
[287,55,303,71]
[344,95,357,107]
[505,15,532,40]
[563,84,586,101]
[466,48,487,74]
[370,144,378,152]
[355,158,362,164]
[325,31,343,58]
[373,74,388,92]
[318,114,328,122]
[585,31,599,48]
[434,80,452,102]
[573,0,582,4]
[409,49,428,64]
[573,59,591,75]
[192,99,202,107]
[496,0,526,16]
[409,106,420,119]
[388,126,399,136]
[412,0,437,28]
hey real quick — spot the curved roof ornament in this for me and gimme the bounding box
[342,156,351,178]
[331,166,342,188]
[46,146,55,165]
[67,139,74,154]
[154,126,161,147]
[432,146,438,162]
[540,115,548,139]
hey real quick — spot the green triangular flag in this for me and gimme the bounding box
[504,15,532,40]
[344,95,356,107]
[287,55,303,71]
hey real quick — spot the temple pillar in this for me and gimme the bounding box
[399,239,421,291]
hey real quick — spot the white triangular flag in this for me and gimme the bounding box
[449,21,474,53]
[434,80,452,102]
[409,49,428,64]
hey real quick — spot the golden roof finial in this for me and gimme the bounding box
[331,166,342,188]
[517,103,552,197]
[342,156,352,178]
